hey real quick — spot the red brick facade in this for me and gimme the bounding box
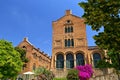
[51,10,105,77]
[18,38,51,73]
[17,10,106,78]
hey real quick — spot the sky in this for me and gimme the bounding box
[0,0,99,56]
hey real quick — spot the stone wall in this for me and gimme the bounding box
[90,73,119,80]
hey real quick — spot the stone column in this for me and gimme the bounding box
[74,54,76,67]
[64,54,66,71]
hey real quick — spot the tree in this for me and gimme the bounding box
[79,0,120,70]
[15,47,29,63]
[0,40,23,79]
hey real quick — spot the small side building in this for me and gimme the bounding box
[18,37,51,73]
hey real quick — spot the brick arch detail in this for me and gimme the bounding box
[55,52,64,56]
[65,51,74,55]
[75,50,85,55]
[75,50,86,65]
[91,50,104,59]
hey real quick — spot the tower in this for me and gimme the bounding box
[51,10,89,77]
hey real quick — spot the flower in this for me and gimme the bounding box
[76,64,93,80]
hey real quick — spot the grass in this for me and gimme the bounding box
[53,77,67,80]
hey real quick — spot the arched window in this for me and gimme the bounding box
[66,53,74,68]
[93,53,101,68]
[76,53,85,66]
[56,54,64,68]
[33,63,36,71]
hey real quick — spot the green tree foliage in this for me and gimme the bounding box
[15,47,29,63]
[79,0,120,70]
[67,69,79,80]
[0,40,23,79]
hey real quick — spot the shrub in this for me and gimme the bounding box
[66,69,79,80]
[34,67,54,80]
[76,64,93,80]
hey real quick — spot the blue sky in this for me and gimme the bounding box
[0,0,98,56]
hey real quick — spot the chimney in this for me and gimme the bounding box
[65,10,72,15]
[23,37,28,41]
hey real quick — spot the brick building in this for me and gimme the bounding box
[51,10,105,77]
[18,37,51,73]
[18,10,108,78]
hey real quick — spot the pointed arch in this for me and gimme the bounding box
[33,63,36,71]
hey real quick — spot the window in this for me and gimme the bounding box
[71,39,74,46]
[68,27,70,33]
[65,27,67,33]
[68,39,71,47]
[66,20,71,24]
[76,53,85,66]
[66,53,74,68]
[22,46,26,48]
[23,64,27,70]
[33,63,36,70]
[56,54,64,68]
[65,26,73,33]
[33,53,37,59]
[71,26,73,32]
[93,53,101,68]
[65,39,67,47]
[22,46,27,50]
[64,39,74,47]
[39,56,42,61]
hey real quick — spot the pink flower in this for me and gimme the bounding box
[76,64,93,80]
